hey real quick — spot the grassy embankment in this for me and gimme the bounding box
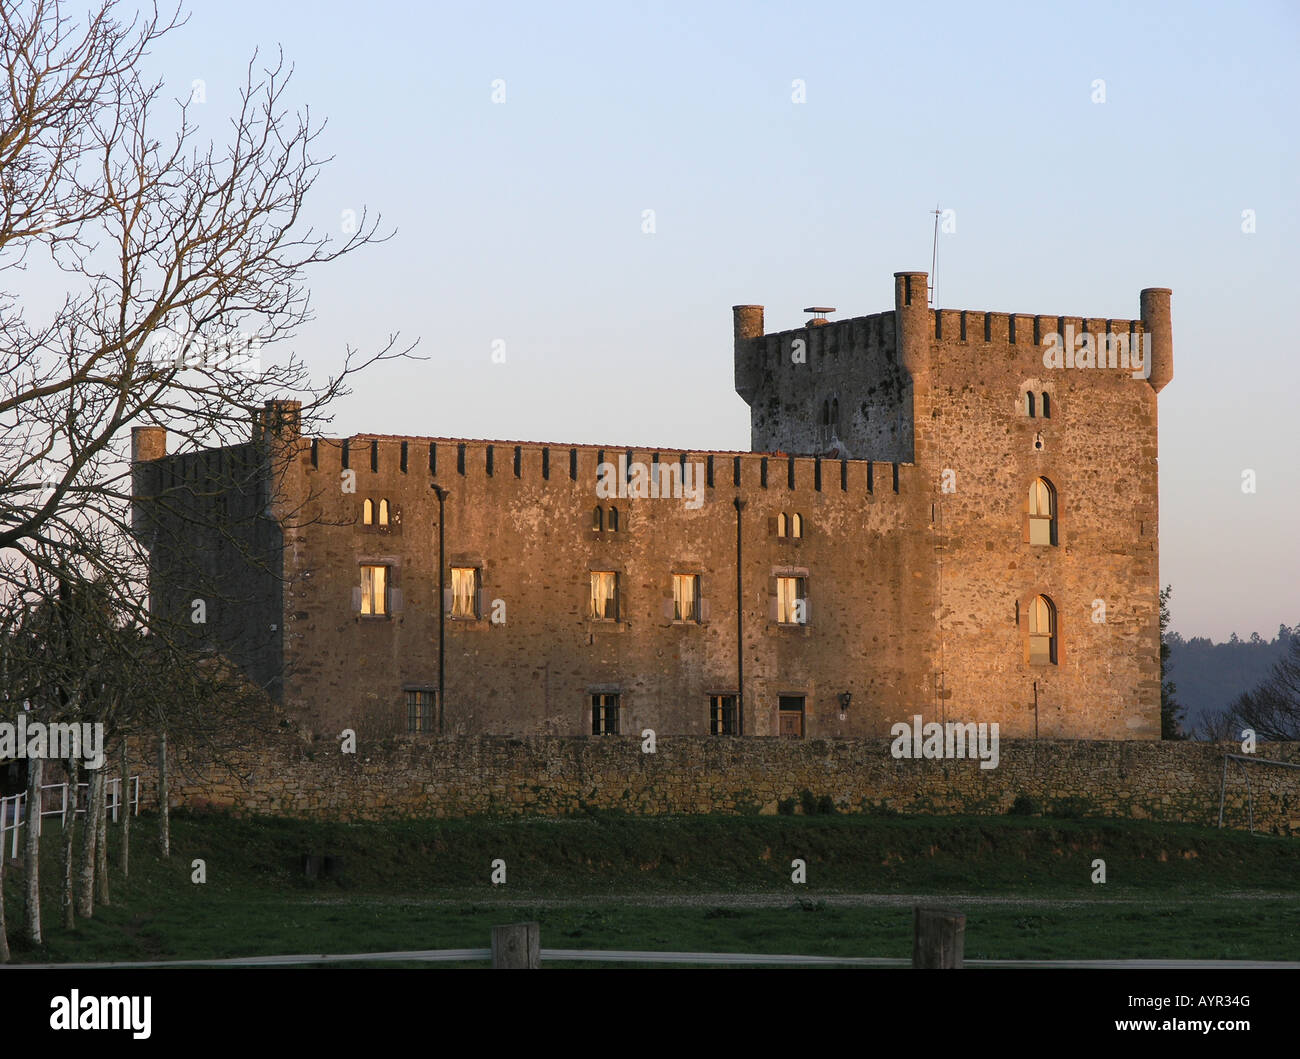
[2,809,1297,965]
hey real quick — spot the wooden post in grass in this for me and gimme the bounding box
[913,907,965,968]
[492,922,540,968]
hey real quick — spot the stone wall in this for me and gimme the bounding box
[137,735,1300,836]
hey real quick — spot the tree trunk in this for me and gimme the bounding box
[157,732,169,859]
[120,742,130,882]
[94,769,109,906]
[62,760,78,931]
[76,767,99,919]
[0,800,10,963]
[22,757,42,945]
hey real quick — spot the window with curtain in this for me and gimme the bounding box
[451,566,479,618]
[360,564,387,616]
[590,571,618,621]
[673,573,699,622]
[777,575,806,624]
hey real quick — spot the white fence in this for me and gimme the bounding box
[0,775,141,859]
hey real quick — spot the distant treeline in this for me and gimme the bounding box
[1167,624,1296,734]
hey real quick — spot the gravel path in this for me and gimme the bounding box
[299,890,1300,910]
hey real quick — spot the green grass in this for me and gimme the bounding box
[3,809,1298,964]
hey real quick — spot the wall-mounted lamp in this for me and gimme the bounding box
[838,691,852,721]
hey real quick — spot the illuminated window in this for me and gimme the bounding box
[710,694,737,735]
[378,498,389,526]
[608,506,619,532]
[1028,595,1057,664]
[777,576,806,625]
[451,566,480,618]
[360,564,388,616]
[406,689,435,733]
[1029,477,1057,546]
[777,512,788,538]
[790,513,803,539]
[590,571,618,621]
[591,693,619,734]
[363,498,374,525]
[673,573,700,622]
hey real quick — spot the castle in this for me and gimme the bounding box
[131,271,1172,743]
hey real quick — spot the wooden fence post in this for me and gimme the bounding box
[912,907,965,968]
[492,922,540,968]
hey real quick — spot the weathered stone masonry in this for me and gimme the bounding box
[141,735,1300,836]
[132,271,1172,744]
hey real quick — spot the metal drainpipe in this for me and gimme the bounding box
[432,485,449,733]
[734,498,746,736]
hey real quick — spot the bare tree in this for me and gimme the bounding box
[0,2,416,941]
[1,0,413,625]
[1224,635,1300,742]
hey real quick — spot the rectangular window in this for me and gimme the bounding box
[360,564,388,616]
[673,573,700,622]
[406,689,435,733]
[591,693,619,735]
[776,576,807,624]
[590,571,618,621]
[710,695,737,735]
[451,566,480,618]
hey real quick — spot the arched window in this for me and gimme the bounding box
[1028,595,1057,664]
[1028,477,1057,546]
[1025,391,1036,417]
[1041,392,1051,418]
[363,498,373,525]
[608,506,619,532]
[831,398,839,424]
[790,512,803,539]
[378,498,389,526]
[592,506,603,531]
[777,512,788,538]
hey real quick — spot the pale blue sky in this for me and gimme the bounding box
[118,1,1300,638]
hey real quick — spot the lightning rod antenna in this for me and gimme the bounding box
[929,204,941,307]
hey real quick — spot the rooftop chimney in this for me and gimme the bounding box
[804,306,835,327]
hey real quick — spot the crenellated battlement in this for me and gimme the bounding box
[735,272,1172,463]
[930,309,1147,345]
[296,434,916,499]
